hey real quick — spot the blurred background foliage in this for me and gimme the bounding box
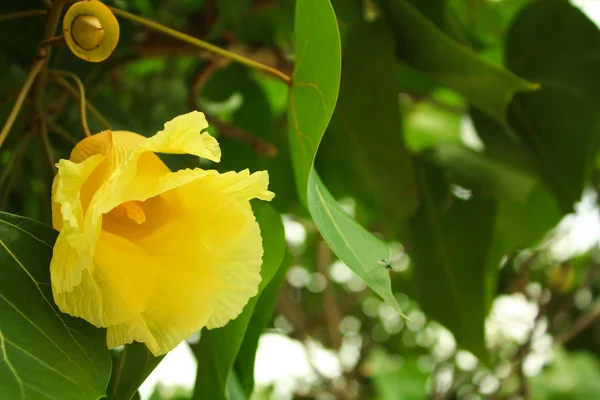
[3,0,600,399]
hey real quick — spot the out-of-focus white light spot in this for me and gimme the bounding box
[378,303,397,321]
[274,315,294,334]
[473,370,486,385]
[307,273,327,293]
[525,333,553,376]
[432,326,457,361]
[306,339,342,379]
[254,333,319,398]
[575,288,593,310]
[330,260,353,283]
[407,310,426,332]
[346,276,367,292]
[460,115,485,151]
[339,197,356,218]
[435,364,455,393]
[282,215,307,248]
[546,190,600,261]
[451,184,473,200]
[362,297,381,318]
[456,350,478,371]
[339,316,361,335]
[486,293,538,347]
[339,334,362,370]
[494,361,512,379]
[525,282,543,301]
[479,374,500,395]
[383,316,404,334]
[416,330,435,348]
[139,342,197,400]
[287,265,310,288]
[391,252,410,272]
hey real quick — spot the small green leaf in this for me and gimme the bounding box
[191,202,286,400]
[409,162,495,360]
[289,0,405,316]
[308,171,406,317]
[0,212,112,400]
[377,0,537,124]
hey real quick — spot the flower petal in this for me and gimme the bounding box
[101,169,266,354]
[50,154,106,294]
[144,111,220,162]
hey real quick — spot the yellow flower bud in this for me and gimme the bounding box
[63,0,119,62]
[50,112,274,355]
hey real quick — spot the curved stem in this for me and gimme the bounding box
[50,75,111,131]
[50,70,91,137]
[189,61,278,156]
[0,9,47,22]
[39,114,56,175]
[109,6,292,85]
[0,58,47,149]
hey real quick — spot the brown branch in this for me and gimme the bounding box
[188,59,278,157]
[0,57,47,149]
[317,240,343,350]
[50,75,111,131]
[555,297,600,345]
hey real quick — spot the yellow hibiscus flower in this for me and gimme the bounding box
[50,111,274,356]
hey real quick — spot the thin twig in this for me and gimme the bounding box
[0,9,47,22]
[555,298,600,345]
[50,75,111,131]
[32,0,66,177]
[0,134,33,209]
[50,70,92,137]
[189,60,278,156]
[109,6,291,85]
[38,35,65,49]
[37,115,56,174]
[0,58,47,149]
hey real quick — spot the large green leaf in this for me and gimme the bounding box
[234,252,292,395]
[0,212,112,400]
[505,1,600,212]
[409,162,496,360]
[289,0,406,316]
[317,21,417,226]
[377,0,537,124]
[106,343,163,400]
[191,202,286,400]
[288,0,342,203]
